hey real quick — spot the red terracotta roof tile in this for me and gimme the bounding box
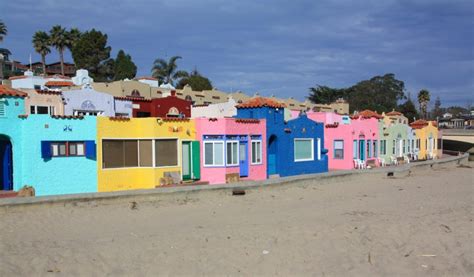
[351,110,383,119]
[36,89,63,95]
[0,85,27,97]
[386,110,403,116]
[45,81,73,87]
[109,116,131,121]
[410,119,437,129]
[235,118,261,124]
[114,96,152,102]
[236,97,286,109]
[46,75,71,79]
[51,115,84,120]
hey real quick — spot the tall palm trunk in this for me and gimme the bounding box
[41,54,46,76]
[59,48,64,76]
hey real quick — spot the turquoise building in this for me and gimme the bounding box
[0,85,98,196]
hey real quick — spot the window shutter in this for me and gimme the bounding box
[0,102,5,117]
[85,140,97,160]
[41,141,52,159]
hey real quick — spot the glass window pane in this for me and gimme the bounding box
[69,143,77,155]
[214,142,224,165]
[257,142,261,163]
[52,144,59,156]
[155,139,178,167]
[139,140,153,167]
[232,142,238,164]
[102,140,124,168]
[59,143,67,156]
[37,106,49,114]
[295,139,313,161]
[77,143,85,156]
[226,142,232,165]
[124,140,138,167]
[252,142,257,163]
[204,142,213,165]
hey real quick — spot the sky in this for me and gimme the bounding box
[1,0,473,107]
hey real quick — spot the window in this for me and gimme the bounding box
[137,111,151,118]
[30,105,54,115]
[425,139,428,150]
[226,141,239,166]
[334,140,344,159]
[37,106,49,114]
[353,140,358,159]
[139,140,153,167]
[251,140,262,164]
[50,141,85,157]
[204,141,224,166]
[102,140,135,168]
[402,139,406,154]
[392,140,396,154]
[68,142,85,156]
[380,140,386,155]
[155,139,178,167]
[367,140,372,158]
[373,140,378,157]
[294,138,314,162]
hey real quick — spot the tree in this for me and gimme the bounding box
[0,20,7,80]
[0,20,6,42]
[32,31,51,75]
[308,85,346,104]
[113,50,137,80]
[346,73,406,113]
[176,68,212,91]
[151,56,188,85]
[71,29,112,81]
[417,89,431,119]
[431,96,443,119]
[398,99,419,123]
[49,25,70,75]
[67,28,82,51]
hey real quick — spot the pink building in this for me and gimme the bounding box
[195,118,267,184]
[299,111,381,170]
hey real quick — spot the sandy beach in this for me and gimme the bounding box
[0,163,473,276]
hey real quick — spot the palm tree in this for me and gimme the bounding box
[0,20,6,42]
[0,20,7,80]
[151,56,188,85]
[418,89,431,119]
[49,25,69,76]
[32,31,51,75]
[67,28,81,51]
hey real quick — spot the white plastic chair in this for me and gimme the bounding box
[377,157,386,167]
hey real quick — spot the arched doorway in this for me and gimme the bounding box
[268,135,278,176]
[0,135,13,191]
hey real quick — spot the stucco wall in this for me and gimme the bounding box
[23,89,64,115]
[62,88,116,116]
[192,99,237,118]
[195,118,267,184]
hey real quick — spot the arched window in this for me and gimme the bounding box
[131,89,140,97]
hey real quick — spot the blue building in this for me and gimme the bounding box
[235,97,328,177]
[0,85,98,196]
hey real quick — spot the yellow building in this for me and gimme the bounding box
[410,120,441,160]
[97,117,199,192]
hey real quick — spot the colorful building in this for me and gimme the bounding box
[410,120,441,160]
[97,117,199,192]
[303,111,381,170]
[195,117,267,184]
[236,97,328,177]
[0,85,98,196]
[129,91,192,118]
[62,85,133,117]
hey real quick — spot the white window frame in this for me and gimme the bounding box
[294,138,315,162]
[333,139,344,160]
[203,141,225,167]
[226,140,239,166]
[251,140,263,165]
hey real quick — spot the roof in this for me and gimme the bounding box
[136,76,158,81]
[386,110,403,116]
[8,75,28,80]
[45,81,74,87]
[351,110,383,119]
[114,96,152,102]
[0,85,27,97]
[236,97,286,109]
[410,119,437,129]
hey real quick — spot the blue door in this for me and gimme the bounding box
[268,135,278,176]
[0,140,13,191]
[239,141,248,177]
[359,139,365,161]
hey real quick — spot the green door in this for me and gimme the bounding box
[182,141,191,180]
[191,141,201,180]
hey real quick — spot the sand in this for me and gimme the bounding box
[0,164,473,276]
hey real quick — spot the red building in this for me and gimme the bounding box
[120,91,192,118]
